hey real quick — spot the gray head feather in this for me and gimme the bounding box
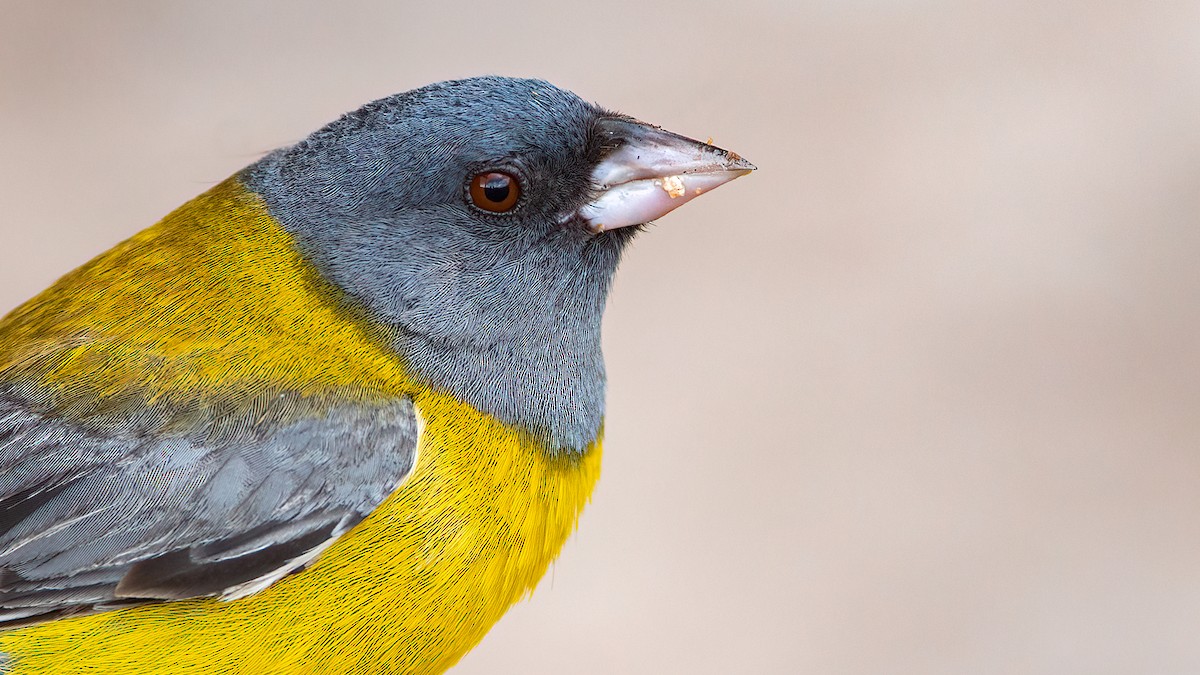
[243,77,637,452]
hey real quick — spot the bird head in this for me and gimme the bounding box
[243,76,753,451]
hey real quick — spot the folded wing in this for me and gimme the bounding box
[0,390,418,628]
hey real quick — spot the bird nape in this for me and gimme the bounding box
[0,76,753,674]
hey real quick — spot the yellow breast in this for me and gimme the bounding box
[0,179,602,673]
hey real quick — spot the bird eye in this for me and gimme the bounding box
[469,171,521,213]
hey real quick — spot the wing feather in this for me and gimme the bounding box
[0,389,417,627]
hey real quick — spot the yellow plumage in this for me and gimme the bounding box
[0,179,601,673]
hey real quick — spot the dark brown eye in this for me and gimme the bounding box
[469,171,521,213]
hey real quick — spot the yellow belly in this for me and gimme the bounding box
[0,390,601,674]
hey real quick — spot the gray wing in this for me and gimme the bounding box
[0,390,417,628]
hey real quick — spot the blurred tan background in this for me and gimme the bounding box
[3,1,1199,673]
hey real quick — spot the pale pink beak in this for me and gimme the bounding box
[576,118,755,233]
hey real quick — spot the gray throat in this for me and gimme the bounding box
[392,316,608,453]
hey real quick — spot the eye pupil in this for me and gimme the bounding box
[469,171,521,213]
[483,176,510,203]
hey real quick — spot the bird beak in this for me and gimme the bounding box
[576,118,756,233]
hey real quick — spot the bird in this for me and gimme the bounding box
[0,76,753,674]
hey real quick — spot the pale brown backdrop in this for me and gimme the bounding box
[2,2,1199,673]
